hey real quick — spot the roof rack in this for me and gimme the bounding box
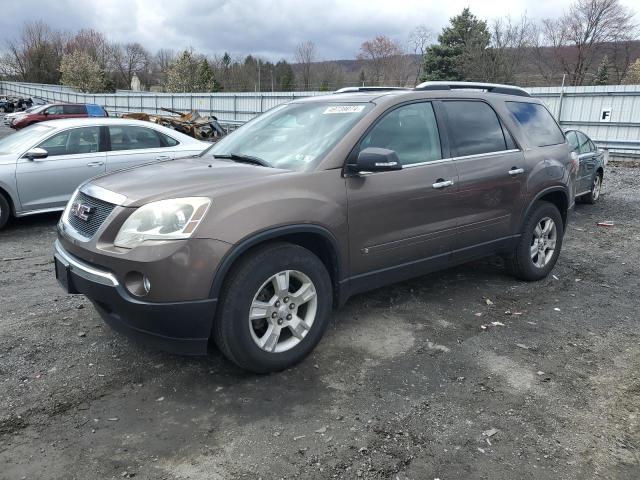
[333,86,410,94]
[414,81,530,98]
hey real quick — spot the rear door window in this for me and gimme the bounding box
[506,102,565,147]
[109,126,163,151]
[359,102,442,166]
[442,101,507,157]
[63,104,87,115]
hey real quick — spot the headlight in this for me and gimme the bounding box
[114,197,211,249]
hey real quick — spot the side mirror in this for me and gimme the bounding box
[24,148,48,160]
[350,147,402,173]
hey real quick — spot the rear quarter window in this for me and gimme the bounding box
[442,100,508,157]
[506,102,565,147]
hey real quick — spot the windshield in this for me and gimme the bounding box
[205,102,372,170]
[0,124,54,155]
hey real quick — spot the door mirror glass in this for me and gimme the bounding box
[24,147,48,160]
[352,147,402,173]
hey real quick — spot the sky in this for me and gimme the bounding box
[0,0,638,61]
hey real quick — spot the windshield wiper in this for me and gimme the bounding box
[214,152,272,168]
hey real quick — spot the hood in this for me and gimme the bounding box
[89,157,289,207]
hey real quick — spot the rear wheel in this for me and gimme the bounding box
[213,242,333,373]
[0,193,10,230]
[580,172,602,204]
[508,201,564,281]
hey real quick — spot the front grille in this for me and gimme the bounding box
[67,191,116,239]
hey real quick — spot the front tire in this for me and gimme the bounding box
[213,242,333,373]
[508,201,564,281]
[0,193,10,230]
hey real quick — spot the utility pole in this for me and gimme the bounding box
[257,58,261,93]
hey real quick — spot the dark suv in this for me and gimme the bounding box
[11,103,107,129]
[54,82,576,373]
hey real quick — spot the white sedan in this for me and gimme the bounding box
[0,117,210,229]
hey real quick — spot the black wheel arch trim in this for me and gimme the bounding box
[208,224,347,304]
[519,186,570,232]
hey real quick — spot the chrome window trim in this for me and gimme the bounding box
[54,240,118,287]
[402,149,521,169]
[80,184,127,205]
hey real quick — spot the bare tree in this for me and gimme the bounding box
[606,37,638,84]
[295,40,316,90]
[66,29,112,70]
[408,25,433,83]
[152,48,175,85]
[112,42,150,89]
[2,21,66,83]
[483,15,535,84]
[541,0,637,85]
[357,35,405,85]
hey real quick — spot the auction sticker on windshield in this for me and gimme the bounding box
[323,105,366,114]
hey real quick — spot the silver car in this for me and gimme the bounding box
[0,117,210,229]
[3,104,48,126]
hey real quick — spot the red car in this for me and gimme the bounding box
[11,103,108,129]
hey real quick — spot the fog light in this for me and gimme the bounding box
[124,271,151,297]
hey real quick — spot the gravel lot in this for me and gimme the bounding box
[1,118,639,479]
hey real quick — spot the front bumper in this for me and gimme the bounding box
[54,240,217,355]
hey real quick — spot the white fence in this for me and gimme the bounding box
[2,81,639,154]
[0,81,328,124]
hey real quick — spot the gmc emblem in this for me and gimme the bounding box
[70,202,93,221]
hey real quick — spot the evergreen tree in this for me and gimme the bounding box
[275,60,295,91]
[595,56,609,86]
[422,8,490,81]
[197,59,220,92]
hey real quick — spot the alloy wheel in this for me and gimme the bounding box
[592,175,601,201]
[530,217,557,269]
[248,270,318,353]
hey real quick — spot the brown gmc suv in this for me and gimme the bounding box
[54,82,576,373]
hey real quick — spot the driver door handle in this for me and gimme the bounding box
[86,161,105,167]
[155,155,171,160]
[432,179,454,189]
[508,167,525,176]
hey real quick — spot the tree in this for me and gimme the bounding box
[624,57,640,84]
[482,15,535,84]
[295,40,316,90]
[357,35,405,85]
[541,0,636,86]
[197,59,220,92]
[2,21,66,83]
[66,29,111,70]
[422,8,490,81]
[60,50,107,92]
[275,60,295,91]
[152,48,175,86]
[595,55,610,84]
[165,49,200,92]
[358,70,366,86]
[408,25,433,83]
[112,42,150,89]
